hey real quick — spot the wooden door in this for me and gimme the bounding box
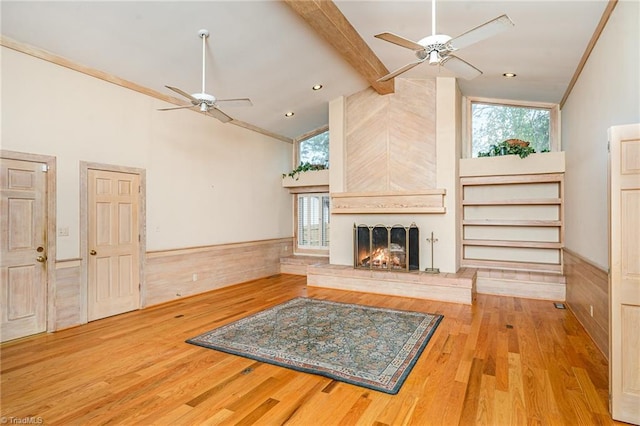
[0,158,48,342]
[87,169,140,321]
[609,123,640,424]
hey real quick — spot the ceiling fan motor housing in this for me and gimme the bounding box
[416,34,453,64]
[191,92,216,107]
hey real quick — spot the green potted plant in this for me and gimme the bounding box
[478,139,546,159]
[282,162,328,181]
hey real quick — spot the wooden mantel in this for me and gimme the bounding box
[331,190,446,214]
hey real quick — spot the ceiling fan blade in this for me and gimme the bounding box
[374,32,424,51]
[215,98,253,107]
[157,105,196,111]
[377,60,425,82]
[441,55,482,80]
[449,14,514,50]
[165,85,198,103]
[207,107,233,123]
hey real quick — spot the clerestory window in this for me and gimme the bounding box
[466,97,559,158]
[298,129,329,167]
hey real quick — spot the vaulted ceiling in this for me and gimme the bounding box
[1,1,611,141]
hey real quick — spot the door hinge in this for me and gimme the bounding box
[41,164,49,172]
[138,186,141,193]
[138,234,141,242]
[607,140,610,152]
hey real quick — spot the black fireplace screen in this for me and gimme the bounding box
[354,223,419,271]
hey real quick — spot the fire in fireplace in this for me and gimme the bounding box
[354,223,419,271]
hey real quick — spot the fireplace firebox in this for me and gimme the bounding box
[354,223,419,271]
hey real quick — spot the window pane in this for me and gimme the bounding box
[299,130,329,166]
[298,196,309,246]
[322,196,330,246]
[471,103,551,157]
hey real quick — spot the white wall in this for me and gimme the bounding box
[1,47,293,259]
[561,0,640,269]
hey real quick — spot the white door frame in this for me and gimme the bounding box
[1,149,57,332]
[80,161,146,324]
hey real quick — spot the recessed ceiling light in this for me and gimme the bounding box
[284,112,294,117]
[503,72,517,78]
[312,84,323,91]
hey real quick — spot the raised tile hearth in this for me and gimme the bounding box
[307,264,477,305]
[280,255,329,276]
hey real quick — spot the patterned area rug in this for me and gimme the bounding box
[187,297,443,394]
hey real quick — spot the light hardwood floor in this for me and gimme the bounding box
[0,274,621,425]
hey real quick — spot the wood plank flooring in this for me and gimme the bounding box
[0,274,621,425]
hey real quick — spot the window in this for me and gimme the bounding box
[292,127,330,254]
[297,193,330,251]
[467,98,559,158]
[298,129,329,167]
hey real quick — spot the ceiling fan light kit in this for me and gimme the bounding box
[375,0,514,82]
[428,49,440,65]
[158,29,252,123]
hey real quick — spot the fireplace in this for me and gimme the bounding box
[354,223,419,271]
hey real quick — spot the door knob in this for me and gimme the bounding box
[90,250,97,255]
[36,255,47,263]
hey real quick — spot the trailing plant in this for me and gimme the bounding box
[282,162,328,180]
[477,139,538,159]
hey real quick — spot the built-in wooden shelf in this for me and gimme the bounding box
[460,172,564,185]
[460,172,564,274]
[461,259,563,273]
[462,219,562,227]
[281,169,329,189]
[462,239,563,249]
[462,198,562,206]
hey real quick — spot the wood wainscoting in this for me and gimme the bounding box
[54,259,82,330]
[145,238,293,307]
[51,238,293,331]
[564,248,609,358]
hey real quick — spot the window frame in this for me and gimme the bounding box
[464,96,560,159]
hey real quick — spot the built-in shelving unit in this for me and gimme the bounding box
[460,172,564,273]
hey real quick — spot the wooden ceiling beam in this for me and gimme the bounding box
[283,0,394,95]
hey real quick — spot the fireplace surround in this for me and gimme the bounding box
[354,223,419,272]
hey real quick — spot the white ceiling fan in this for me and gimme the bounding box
[375,1,514,81]
[159,29,252,123]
